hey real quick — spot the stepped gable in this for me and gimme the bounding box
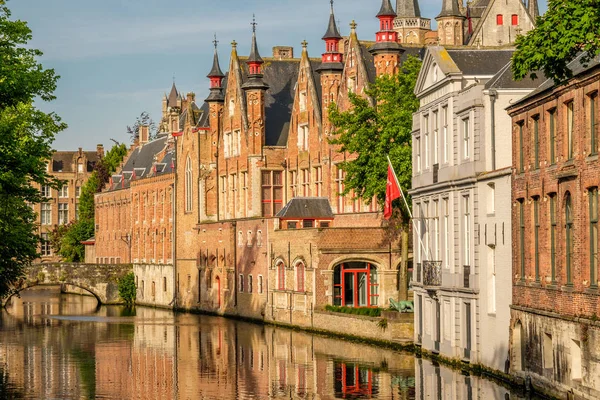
[51,151,99,173]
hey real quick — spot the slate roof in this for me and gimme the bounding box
[108,136,173,191]
[484,61,542,90]
[167,83,179,108]
[322,8,342,40]
[514,52,600,105]
[377,0,397,17]
[276,197,334,219]
[208,48,225,78]
[241,58,302,146]
[396,0,422,17]
[51,151,99,173]
[446,49,513,76]
[437,0,463,18]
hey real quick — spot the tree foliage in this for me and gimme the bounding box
[52,143,127,262]
[126,111,157,142]
[512,0,600,82]
[118,272,136,306]
[328,56,421,221]
[0,0,66,298]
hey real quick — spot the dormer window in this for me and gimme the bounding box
[77,158,84,173]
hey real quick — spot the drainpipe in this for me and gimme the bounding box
[233,220,237,308]
[489,89,498,171]
[172,136,179,309]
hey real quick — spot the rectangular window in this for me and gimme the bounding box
[335,166,345,212]
[40,233,51,256]
[41,185,51,198]
[299,91,307,112]
[433,110,439,165]
[443,198,450,269]
[287,221,297,229]
[463,195,470,266]
[511,14,518,25]
[519,200,525,281]
[567,101,574,160]
[258,275,263,294]
[314,166,322,197]
[549,109,556,164]
[433,200,439,260]
[518,122,525,172]
[297,125,309,150]
[301,168,310,197]
[59,185,68,198]
[75,186,81,198]
[462,118,470,159]
[496,14,503,25]
[533,116,540,169]
[416,137,421,172]
[242,172,248,216]
[234,130,241,156]
[239,274,244,292]
[224,132,231,157]
[289,170,297,198]
[590,188,598,287]
[41,203,52,225]
[442,106,449,163]
[534,197,540,282]
[261,171,283,217]
[302,219,314,228]
[424,114,429,169]
[248,275,253,293]
[590,92,598,155]
[58,203,68,225]
[550,195,557,283]
[487,183,495,214]
[220,175,227,217]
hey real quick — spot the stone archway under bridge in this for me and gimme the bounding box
[2,263,133,307]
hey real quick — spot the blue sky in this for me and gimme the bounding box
[10,0,548,151]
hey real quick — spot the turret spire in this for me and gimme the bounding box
[242,15,269,91]
[317,0,343,73]
[206,35,225,103]
[437,0,462,18]
[167,82,179,108]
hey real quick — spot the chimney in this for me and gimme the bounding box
[96,144,104,158]
[139,125,149,145]
[272,46,294,59]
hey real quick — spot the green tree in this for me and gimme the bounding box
[0,0,66,298]
[328,55,421,301]
[52,143,127,262]
[118,272,136,306]
[512,0,600,82]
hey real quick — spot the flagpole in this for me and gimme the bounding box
[386,156,429,260]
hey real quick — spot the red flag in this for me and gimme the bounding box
[384,164,401,220]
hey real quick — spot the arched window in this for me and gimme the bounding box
[296,262,305,292]
[565,192,574,285]
[185,157,192,212]
[333,262,379,307]
[277,261,286,290]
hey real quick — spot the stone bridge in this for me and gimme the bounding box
[3,263,133,306]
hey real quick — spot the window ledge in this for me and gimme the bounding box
[586,154,599,162]
[561,285,575,292]
[545,284,559,291]
[530,281,542,288]
[584,286,599,295]
[515,280,527,287]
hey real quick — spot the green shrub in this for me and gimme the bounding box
[118,272,136,306]
[324,304,382,317]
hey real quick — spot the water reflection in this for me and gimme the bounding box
[0,288,542,399]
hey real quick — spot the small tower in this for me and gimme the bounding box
[167,82,180,133]
[369,0,404,76]
[241,16,269,154]
[206,35,225,103]
[394,0,431,45]
[436,0,465,46]
[316,1,344,135]
[528,0,539,20]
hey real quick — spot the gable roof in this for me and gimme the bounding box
[276,197,334,219]
[51,150,99,173]
[446,49,513,75]
[484,61,541,90]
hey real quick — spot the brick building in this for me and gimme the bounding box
[35,146,103,262]
[508,53,600,399]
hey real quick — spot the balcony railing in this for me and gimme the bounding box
[423,261,442,286]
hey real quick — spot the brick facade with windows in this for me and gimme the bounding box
[508,54,600,399]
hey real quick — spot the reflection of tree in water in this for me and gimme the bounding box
[0,366,24,399]
[70,348,96,400]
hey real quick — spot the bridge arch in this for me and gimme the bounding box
[3,282,102,308]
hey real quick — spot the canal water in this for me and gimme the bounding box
[0,288,542,400]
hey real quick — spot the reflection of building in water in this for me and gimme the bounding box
[415,358,514,399]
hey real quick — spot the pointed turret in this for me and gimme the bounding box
[242,15,269,91]
[206,35,225,103]
[437,0,462,18]
[167,82,179,109]
[396,0,421,17]
[370,0,403,74]
[317,0,343,73]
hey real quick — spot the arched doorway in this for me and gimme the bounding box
[513,321,524,371]
[333,262,379,307]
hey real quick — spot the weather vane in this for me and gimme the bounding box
[251,14,257,33]
[213,33,218,48]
